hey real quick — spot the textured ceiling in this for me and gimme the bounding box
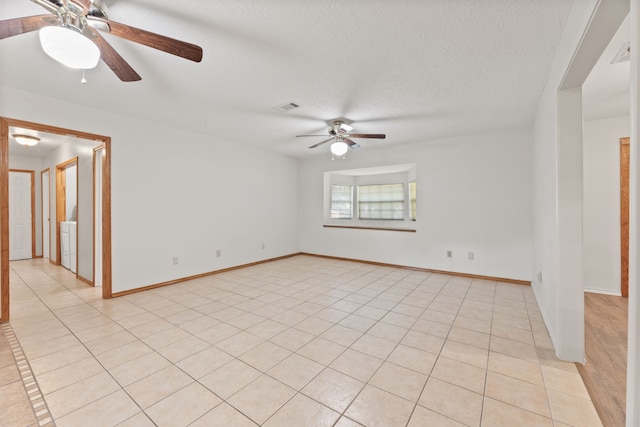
[0,0,574,158]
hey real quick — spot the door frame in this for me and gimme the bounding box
[8,169,36,260]
[0,117,112,323]
[621,137,630,298]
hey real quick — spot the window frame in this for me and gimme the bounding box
[324,164,417,231]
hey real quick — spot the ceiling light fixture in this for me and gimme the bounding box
[13,134,40,148]
[330,140,349,159]
[39,26,101,69]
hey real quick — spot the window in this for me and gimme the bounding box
[324,164,417,231]
[409,181,417,221]
[330,184,353,219]
[358,183,405,220]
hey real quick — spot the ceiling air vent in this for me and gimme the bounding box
[273,101,301,112]
[611,42,630,64]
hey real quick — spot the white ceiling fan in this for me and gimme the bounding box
[297,120,386,158]
[0,0,203,81]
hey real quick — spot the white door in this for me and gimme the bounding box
[42,170,50,259]
[94,148,103,286]
[9,171,33,260]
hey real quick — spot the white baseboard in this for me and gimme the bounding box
[584,288,622,296]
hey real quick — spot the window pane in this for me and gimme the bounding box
[409,181,417,221]
[331,185,353,218]
[358,183,404,220]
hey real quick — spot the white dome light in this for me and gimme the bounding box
[39,26,101,69]
[330,141,349,157]
[12,134,40,147]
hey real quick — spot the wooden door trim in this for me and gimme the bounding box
[0,119,8,322]
[8,169,36,259]
[41,168,50,262]
[0,117,113,323]
[621,137,630,297]
[55,158,78,268]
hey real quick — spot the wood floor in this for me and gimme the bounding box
[577,292,628,427]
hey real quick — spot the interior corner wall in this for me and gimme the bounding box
[298,127,533,282]
[583,115,630,295]
[0,85,300,294]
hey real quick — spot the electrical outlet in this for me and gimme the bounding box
[172,257,179,265]
[261,243,265,249]
[216,250,221,258]
[446,250,452,258]
[468,252,474,260]
[537,271,543,283]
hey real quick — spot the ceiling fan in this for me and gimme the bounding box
[0,0,203,82]
[297,120,386,157]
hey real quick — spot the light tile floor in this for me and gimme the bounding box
[4,255,603,426]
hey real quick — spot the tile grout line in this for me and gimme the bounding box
[1,322,56,427]
[403,275,477,427]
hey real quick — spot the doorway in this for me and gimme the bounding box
[8,170,35,261]
[566,5,631,424]
[0,117,112,323]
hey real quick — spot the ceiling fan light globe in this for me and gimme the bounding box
[330,141,349,156]
[39,26,101,69]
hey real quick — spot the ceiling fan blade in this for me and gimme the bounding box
[0,15,59,40]
[343,137,361,149]
[348,134,386,139]
[86,28,141,82]
[308,138,333,149]
[89,17,203,62]
[296,135,329,137]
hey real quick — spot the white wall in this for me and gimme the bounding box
[583,115,630,295]
[532,0,594,360]
[65,165,77,221]
[0,85,300,293]
[532,1,595,360]
[299,127,533,281]
[8,155,42,257]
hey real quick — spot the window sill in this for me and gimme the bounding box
[323,225,416,233]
